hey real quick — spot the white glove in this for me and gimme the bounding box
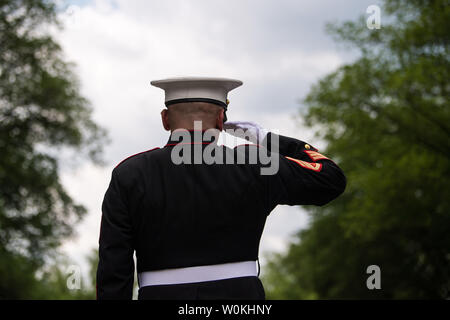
[223,121,269,144]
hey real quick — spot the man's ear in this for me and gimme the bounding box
[161,109,170,131]
[216,109,224,131]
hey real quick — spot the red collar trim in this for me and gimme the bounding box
[115,147,160,168]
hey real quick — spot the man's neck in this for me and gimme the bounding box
[170,124,217,131]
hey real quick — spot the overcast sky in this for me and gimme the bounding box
[53,0,382,279]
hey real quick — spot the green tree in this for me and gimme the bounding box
[33,249,98,299]
[0,0,107,298]
[263,0,450,299]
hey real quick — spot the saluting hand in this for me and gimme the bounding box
[223,121,269,144]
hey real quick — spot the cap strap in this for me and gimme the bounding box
[165,98,228,110]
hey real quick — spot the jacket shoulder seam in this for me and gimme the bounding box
[114,147,160,169]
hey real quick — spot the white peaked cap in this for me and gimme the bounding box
[150,77,243,109]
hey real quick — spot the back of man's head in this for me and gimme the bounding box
[161,102,224,131]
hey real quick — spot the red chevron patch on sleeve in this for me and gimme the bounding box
[285,156,322,172]
[304,150,330,162]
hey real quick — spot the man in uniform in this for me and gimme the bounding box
[96,77,346,300]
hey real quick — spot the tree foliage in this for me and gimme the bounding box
[0,0,107,298]
[263,0,450,299]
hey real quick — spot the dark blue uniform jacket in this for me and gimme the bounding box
[97,131,346,299]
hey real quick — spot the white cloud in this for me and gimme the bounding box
[59,163,110,277]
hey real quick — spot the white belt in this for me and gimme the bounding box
[138,261,258,287]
